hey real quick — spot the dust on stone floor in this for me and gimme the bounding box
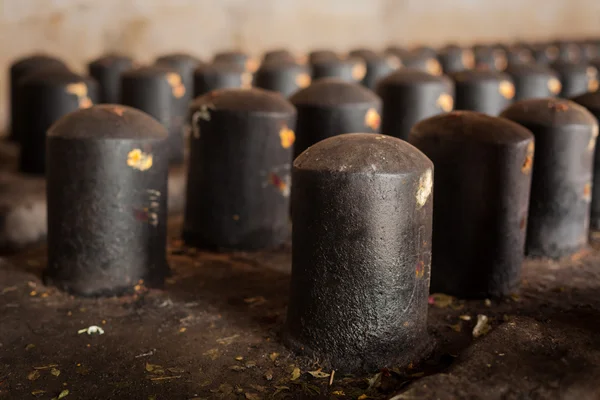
[1,223,600,399]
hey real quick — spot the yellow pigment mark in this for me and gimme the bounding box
[112,106,125,116]
[241,72,253,89]
[588,78,599,92]
[522,141,534,174]
[461,49,475,69]
[166,73,186,99]
[547,78,562,95]
[245,58,259,73]
[352,61,367,81]
[589,126,599,151]
[426,58,442,76]
[584,182,592,201]
[295,73,311,88]
[65,82,92,109]
[364,108,381,131]
[127,149,153,171]
[493,52,508,71]
[436,93,454,112]
[279,125,295,148]
[499,80,515,99]
[416,169,433,209]
[386,55,403,70]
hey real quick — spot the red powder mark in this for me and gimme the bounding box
[415,261,425,279]
[269,173,287,192]
[133,208,149,222]
[428,295,435,305]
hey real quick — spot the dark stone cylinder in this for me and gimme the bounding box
[19,69,98,175]
[501,98,597,258]
[569,92,600,230]
[254,60,312,97]
[262,49,296,64]
[290,78,382,159]
[156,53,203,163]
[88,54,134,103]
[9,54,68,141]
[193,62,248,97]
[473,46,508,72]
[44,105,170,296]
[550,61,598,98]
[120,66,183,164]
[377,69,455,140]
[451,69,515,116]
[284,133,434,372]
[183,88,296,251]
[213,50,259,73]
[348,49,402,90]
[438,45,475,74]
[505,64,562,101]
[311,56,367,84]
[409,111,534,298]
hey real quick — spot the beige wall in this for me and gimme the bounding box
[2,0,600,128]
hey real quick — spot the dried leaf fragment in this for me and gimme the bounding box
[27,370,40,381]
[307,368,330,379]
[290,367,301,380]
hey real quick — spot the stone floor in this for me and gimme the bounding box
[1,214,600,400]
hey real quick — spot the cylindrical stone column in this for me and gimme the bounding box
[438,45,475,74]
[193,62,249,97]
[254,60,312,98]
[569,92,600,230]
[451,69,515,116]
[19,69,98,174]
[284,133,434,372]
[377,69,455,140]
[44,105,170,296]
[9,54,68,141]
[263,49,296,64]
[409,111,534,298]
[120,66,183,164]
[311,56,367,84]
[88,54,134,103]
[290,78,382,159]
[213,50,259,73]
[550,61,599,98]
[473,45,508,72]
[183,88,296,251]
[348,49,402,90]
[501,98,598,258]
[506,64,562,101]
[156,53,202,163]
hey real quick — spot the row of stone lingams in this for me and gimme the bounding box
[6,38,600,372]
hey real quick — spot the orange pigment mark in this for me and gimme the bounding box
[584,182,592,201]
[269,173,289,197]
[499,80,515,99]
[364,108,381,131]
[426,58,442,76]
[279,125,295,149]
[522,141,534,174]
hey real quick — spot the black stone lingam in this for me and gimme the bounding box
[183,88,296,250]
[501,98,598,258]
[550,61,598,98]
[348,49,402,90]
[213,50,259,73]
[9,54,68,141]
[290,78,382,159]
[44,105,170,296]
[284,133,434,372]
[88,54,134,103]
[505,63,562,101]
[254,59,312,97]
[438,45,475,74]
[18,69,98,174]
[193,62,249,97]
[120,66,183,164]
[451,69,515,116]
[377,69,455,140]
[409,111,534,298]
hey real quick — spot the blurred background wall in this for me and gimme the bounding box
[2,0,600,128]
